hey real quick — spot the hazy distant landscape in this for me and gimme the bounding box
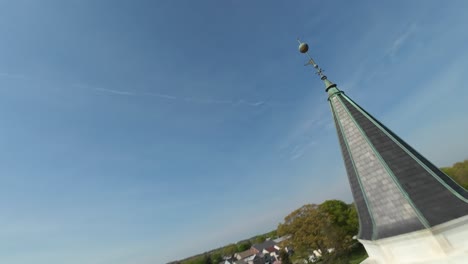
[170,160,468,264]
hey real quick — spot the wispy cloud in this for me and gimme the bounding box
[144,92,177,100]
[94,87,135,96]
[382,51,468,166]
[182,96,264,106]
[386,23,418,57]
[0,72,26,79]
[75,83,270,108]
[280,106,330,161]
[234,99,265,107]
[289,139,317,160]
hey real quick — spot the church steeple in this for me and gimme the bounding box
[297,40,468,241]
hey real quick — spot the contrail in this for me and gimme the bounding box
[84,84,270,108]
[94,87,135,96]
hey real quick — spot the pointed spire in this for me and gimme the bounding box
[296,38,468,263]
[297,39,468,242]
[297,39,340,96]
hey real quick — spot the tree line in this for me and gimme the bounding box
[169,159,468,264]
[277,200,359,263]
[169,231,276,264]
[441,159,468,189]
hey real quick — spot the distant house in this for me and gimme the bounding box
[273,235,291,244]
[262,246,277,254]
[252,240,277,254]
[244,254,265,264]
[263,253,276,264]
[262,246,279,260]
[312,248,334,258]
[235,249,255,260]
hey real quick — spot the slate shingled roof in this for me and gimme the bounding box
[327,85,468,240]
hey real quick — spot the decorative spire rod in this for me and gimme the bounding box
[297,38,327,80]
[297,39,338,94]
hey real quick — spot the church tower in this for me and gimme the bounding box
[297,40,468,263]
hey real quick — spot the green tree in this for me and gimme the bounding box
[266,229,278,239]
[279,249,292,264]
[222,244,238,257]
[347,204,359,234]
[211,252,222,263]
[441,160,468,189]
[277,200,359,262]
[318,200,358,252]
[237,241,251,252]
[182,255,206,264]
[277,204,327,259]
[203,254,212,264]
[254,235,266,244]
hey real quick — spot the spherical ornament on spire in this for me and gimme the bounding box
[299,42,309,53]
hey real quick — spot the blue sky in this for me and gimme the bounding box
[0,1,467,263]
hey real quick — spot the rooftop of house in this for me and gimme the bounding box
[264,246,278,253]
[273,235,291,244]
[252,240,276,252]
[235,249,255,259]
[245,253,264,261]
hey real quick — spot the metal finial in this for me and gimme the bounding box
[297,38,327,80]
